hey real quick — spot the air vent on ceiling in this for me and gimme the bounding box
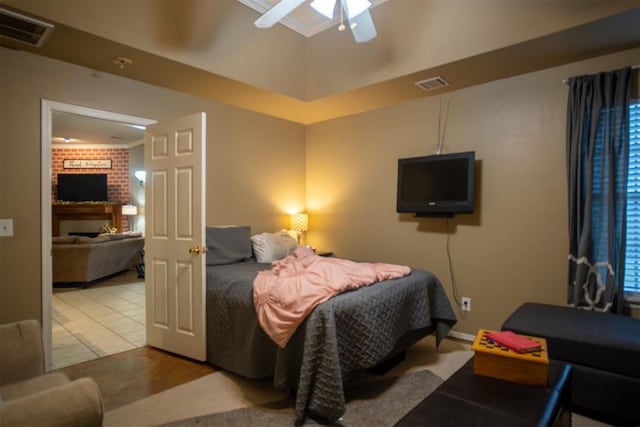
[415,76,450,92]
[0,7,54,47]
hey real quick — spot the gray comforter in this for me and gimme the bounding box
[205,261,456,422]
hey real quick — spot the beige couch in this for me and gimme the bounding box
[52,232,144,283]
[0,320,103,426]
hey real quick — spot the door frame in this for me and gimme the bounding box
[41,100,155,370]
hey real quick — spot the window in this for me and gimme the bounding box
[624,102,640,295]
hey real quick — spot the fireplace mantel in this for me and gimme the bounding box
[52,203,123,236]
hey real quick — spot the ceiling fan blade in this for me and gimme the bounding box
[254,0,307,28]
[310,0,337,19]
[349,8,377,43]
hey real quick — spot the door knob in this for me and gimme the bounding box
[188,246,208,255]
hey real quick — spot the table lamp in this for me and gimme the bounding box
[122,204,138,232]
[290,213,309,244]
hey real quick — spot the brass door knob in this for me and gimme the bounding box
[188,246,208,255]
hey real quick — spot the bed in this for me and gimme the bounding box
[204,226,457,422]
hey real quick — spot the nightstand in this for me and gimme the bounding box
[316,251,334,257]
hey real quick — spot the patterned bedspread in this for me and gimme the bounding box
[205,261,457,422]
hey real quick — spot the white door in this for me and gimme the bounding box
[145,112,207,361]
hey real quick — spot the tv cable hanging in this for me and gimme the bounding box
[434,99,450,155]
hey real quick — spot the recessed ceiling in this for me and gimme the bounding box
[236,0,389,37]
[2,1,638,125]
[52,111,145,146]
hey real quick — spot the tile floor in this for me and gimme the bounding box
[52,280,146,369]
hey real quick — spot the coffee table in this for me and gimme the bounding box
[395,358,572,427]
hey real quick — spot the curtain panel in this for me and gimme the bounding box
[566,67,631,313]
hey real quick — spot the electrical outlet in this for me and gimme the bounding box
[0,219,14,237]
[461,297,471,312]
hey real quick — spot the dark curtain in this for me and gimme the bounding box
[566,67,631,313]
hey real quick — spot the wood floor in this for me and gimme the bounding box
[54,270,215,411]
[56,346,216,411]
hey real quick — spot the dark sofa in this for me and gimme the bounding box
[502,302,640,426]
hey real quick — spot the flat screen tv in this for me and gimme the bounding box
[57,173,108,202]
[396,151,475,217]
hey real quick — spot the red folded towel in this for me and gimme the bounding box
[485,330,542,353]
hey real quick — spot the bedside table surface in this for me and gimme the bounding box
[315,251,333,257]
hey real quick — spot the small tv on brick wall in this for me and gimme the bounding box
[57,173,108,202]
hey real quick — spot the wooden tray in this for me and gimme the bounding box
[472,328,548,386]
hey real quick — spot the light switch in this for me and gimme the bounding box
[0,219,14,237]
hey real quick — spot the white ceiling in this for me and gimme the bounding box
[236,0,389,37]
[52,111,145,147]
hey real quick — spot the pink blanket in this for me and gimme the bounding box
[253,246,411,348]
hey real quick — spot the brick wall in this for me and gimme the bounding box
[52,147,130,232]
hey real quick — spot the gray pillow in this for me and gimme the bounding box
[206,226,252,265]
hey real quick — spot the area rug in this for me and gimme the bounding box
[104,335,474,427]
[159,369,444,427]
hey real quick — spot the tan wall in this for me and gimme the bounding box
[305,47,640,336]
[1,43,637,334]
[0,48,305,324]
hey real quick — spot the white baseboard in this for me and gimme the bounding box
[448,330,476,342]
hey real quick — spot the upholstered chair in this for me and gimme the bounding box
[0,319,103,426]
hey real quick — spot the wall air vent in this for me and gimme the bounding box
[0,7,54,47]
[415,76,450,92]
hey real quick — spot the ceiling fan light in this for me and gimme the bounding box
[338,23,346,31]
[342,0,371,19]
[310,0,336,19]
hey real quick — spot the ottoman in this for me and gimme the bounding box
[502,302,640,426]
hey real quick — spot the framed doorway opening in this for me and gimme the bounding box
[41,100,155,370]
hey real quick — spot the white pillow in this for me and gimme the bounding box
[251,230,298,263]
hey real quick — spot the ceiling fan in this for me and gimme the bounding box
[254,0,377,43]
